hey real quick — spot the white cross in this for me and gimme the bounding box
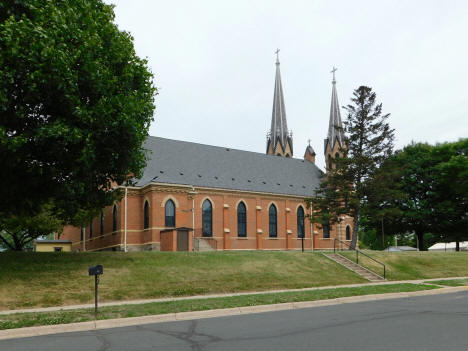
[331,66,337,81]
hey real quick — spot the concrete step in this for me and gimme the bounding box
[324,253,385,282]
[194,238,216,252]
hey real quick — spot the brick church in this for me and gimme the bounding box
[62,56,353,252]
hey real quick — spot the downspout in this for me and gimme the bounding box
[310,204,314,251]
[189,186,197,251]
[124,185,128,252]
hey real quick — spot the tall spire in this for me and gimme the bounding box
[325,66,344,153]
[267,49,293,157]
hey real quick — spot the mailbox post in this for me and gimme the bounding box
[89,265,103,316]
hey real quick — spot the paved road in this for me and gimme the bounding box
[2,291,468,351]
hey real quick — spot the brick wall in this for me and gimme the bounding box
[61,184,351,251]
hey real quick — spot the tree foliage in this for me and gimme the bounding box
[308,86,394,249]
[0,0,156,223]
[0,205,63,251]
[432,139,468,249]
[368,139,468,250]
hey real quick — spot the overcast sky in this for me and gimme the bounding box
[106,0,468,169]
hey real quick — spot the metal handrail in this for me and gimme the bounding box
[334,238,386,279]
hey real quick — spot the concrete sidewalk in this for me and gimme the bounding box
[1,276,467,316]
[1,285,467,341]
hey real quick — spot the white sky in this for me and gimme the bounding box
[106,0,468,169]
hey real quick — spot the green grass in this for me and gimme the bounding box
[427,279,468,287]
[0,283,438,330]
[0,251,367,310]
[339,251,468,280]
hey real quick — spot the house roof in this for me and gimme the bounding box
[133,136,323,197]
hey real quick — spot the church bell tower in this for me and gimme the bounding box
[266,49,293,157]
[324,67,346,170]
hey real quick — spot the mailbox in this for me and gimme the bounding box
[89,265,103,276]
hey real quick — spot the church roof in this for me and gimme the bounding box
[134,136,323,197]
[269,54,290,150]
[324,68,345,151]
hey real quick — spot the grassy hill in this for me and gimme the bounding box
[1,251,466,311]
[340,251,468,280]
[0,251,366,310]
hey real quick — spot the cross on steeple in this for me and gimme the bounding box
[324,66,345,156]
[331,66,337,82]
[266,50,293,157]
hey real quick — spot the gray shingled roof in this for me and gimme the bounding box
[134,136,323,197]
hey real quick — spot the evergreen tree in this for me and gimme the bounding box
[308,86,394,249]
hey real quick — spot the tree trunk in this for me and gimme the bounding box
[456,240,460,252]
[350,211,359,250]
[416,230,424,251]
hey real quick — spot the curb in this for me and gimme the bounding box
[1,286,466,341]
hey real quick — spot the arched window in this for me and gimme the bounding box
[202,199,212,237]
[100,212,104,235]
[328,154,333,170]
[269,204,277,238]
[165,199,175,227]
[297,206,305,238]
[89,220,93,238]
[143,201,150,229]
[323,222,330,239]
[237,202,247,237]
[112,205,118,232]
[346,226,351,240]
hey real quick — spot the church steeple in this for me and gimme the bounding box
[324,67,346,170]
[266,49,293,157]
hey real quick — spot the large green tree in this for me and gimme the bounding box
[369,139,468,251]
[367,144,436,250]
[308,86,394,249]
[0,0,156,223]
[0,204,63,251]
[431,139,468,250]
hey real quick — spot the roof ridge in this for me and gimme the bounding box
[146,135,310,165]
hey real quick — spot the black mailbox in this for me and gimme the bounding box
[89,265,103,276]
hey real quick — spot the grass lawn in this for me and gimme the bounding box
[0,251,367,310]
[339,251,468,280]
[427,278,468,287]
[0,283,438,330]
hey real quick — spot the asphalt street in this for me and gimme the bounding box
[2,290,467,351]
